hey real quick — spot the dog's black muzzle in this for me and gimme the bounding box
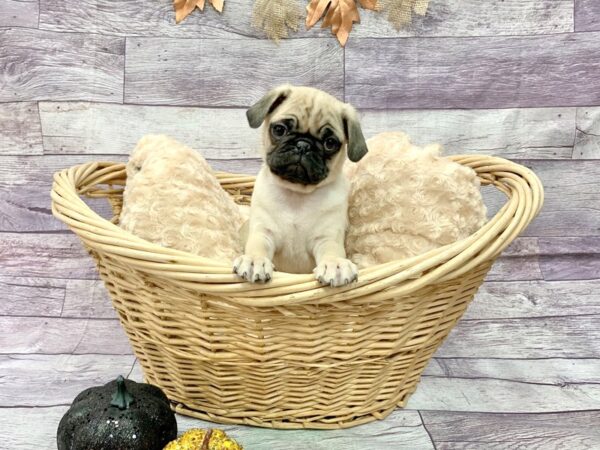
[267,136,330,185]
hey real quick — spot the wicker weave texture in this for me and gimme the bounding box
[51,155,543,429]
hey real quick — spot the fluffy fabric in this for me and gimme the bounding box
[120,133,487,269]
[119,135,244,262]
[344,132,487,268]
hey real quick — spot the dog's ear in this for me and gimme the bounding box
[343,106,368,162]
[246,86,291,129]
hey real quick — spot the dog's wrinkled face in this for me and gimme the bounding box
[266,109,345,185]
[246,85,368,189]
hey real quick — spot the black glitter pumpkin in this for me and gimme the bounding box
[57,375,177,450]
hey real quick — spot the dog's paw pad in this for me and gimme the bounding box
[313,258,358,287]
[233,255,274,283]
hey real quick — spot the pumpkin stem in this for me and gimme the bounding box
[110,375,134,410]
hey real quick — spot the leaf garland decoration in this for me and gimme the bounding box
[306,0,378,46]
[172,0,429,45]
[173,0,224,24]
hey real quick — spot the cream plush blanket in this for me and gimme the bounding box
[344,132,487,268]
[120,135,244,262]
[120,134,486,268]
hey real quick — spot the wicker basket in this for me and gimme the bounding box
[51,155,543,429]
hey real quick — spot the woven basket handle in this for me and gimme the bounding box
[51,156,543,307]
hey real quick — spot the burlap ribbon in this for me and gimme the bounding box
[252,0,303,40]
[382,0,429,30]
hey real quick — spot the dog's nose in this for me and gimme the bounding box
[296,140,312,153]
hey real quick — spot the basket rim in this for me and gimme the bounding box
[51,154,544,307]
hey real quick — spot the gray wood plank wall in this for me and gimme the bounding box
[1,0,599,448]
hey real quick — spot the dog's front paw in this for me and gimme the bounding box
[314,258,358,287]
[233,255,274,283]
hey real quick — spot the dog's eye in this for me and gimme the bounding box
[324,136,340,151]
[271,123,288,138]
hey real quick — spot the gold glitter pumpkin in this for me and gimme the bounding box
[164,428,243,450]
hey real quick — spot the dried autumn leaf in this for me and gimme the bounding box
[306,0,377,46]
[173,0,223,24]
[358,0,378,9]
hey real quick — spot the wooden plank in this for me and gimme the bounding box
[0,276,65,317]
[0,257,553,319]
[0,232,585,291]
[479,160,600,238]
[0,230,560,291]
[465,279,600,319]
[540,255,600,281]
[345,32,600,109]
[0,276,118,319]
[538,236,600,254]
[508,161,600,237]
[485,256,543,282]
[495,237,540,257]
[408,376,600,412]
[361,107,575,159]
[437,316,600,359]
[39,102,262,158]
[0,407,70,450]
[425,357,600,385]
[0,156,163,233]
[3,157,600,235]
[0,154,126,186]
[0,0,39,28]
[356,0,574,38]
[0,155,259,232]
[489,237,599,287]
[539,236,600,281]
[0,258,548,319]
[421,411,600,449]
[0,354,135,406]
[0,233,98,279]
[0,406,434,450]
[38,0,330,39]
[39,103,576,159]
[574,107,600,159]
[0,317,131,354]
[0,182,73,233]
[37,103,579,159]
[62,279,116,319]
[4,154,258,190]
[37,0,573,39]
[0,102,43,155]
[0,28,124,102]
[575,0,600,32]
[124,37,343,106]
[484,237,543,281]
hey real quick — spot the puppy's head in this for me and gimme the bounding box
[247,85,368,191]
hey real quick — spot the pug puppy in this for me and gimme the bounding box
[233,85,368,287]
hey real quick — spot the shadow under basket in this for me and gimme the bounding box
[51,155,543,430]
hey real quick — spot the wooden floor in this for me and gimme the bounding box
[1,0,600,448]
